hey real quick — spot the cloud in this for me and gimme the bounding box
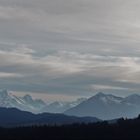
[91,84,130,91]
[0,47,139,97]
[0,72,22,78]
[0,0,140,99]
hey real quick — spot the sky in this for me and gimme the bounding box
[0,0,140,102]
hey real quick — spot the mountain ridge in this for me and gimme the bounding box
[64,92,140,120]
[1,89,140,120]
[0,89,86,113]
[0,89,46,113]
[0,107,100,127]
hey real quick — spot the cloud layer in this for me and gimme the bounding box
[0,48,140,97]
[0,0,140,99]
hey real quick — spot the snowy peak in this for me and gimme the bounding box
[0,89,11,98]
[64,92,140,120]
[0,90,46,113]
[125,94,140,100]
[42,98,87,113]
[94,92,105,97]
[89,92,123,104]
[23,95,33,102]
[123,94,140,105]
[0,89,86,114]
[2,89,140,120]
[94,92,122,99]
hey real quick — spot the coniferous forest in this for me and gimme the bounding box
[1,116,140,140]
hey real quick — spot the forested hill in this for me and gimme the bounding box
[1,115,140,140]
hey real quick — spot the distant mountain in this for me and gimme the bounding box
[0,89,86,114]
[3,89,140,120]
[64,92,140,120]
[42,98,86,113]
[0,89,46,113]
[0,107,100,127]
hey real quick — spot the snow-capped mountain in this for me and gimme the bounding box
[41,98,86,113]
[122,94,140,105]
[0,89,46,113]
[3,89,140,119]
[64,92,140,120]
[0,89,86,114]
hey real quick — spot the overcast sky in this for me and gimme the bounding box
[0,0,140,102]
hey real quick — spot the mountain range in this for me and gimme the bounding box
[1,90,140,120]
[42,98,86,113]
[0,89,46,113]
[64,92,140,120]
[0,89,85,114]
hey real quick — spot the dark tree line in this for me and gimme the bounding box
[1,115,140,140]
